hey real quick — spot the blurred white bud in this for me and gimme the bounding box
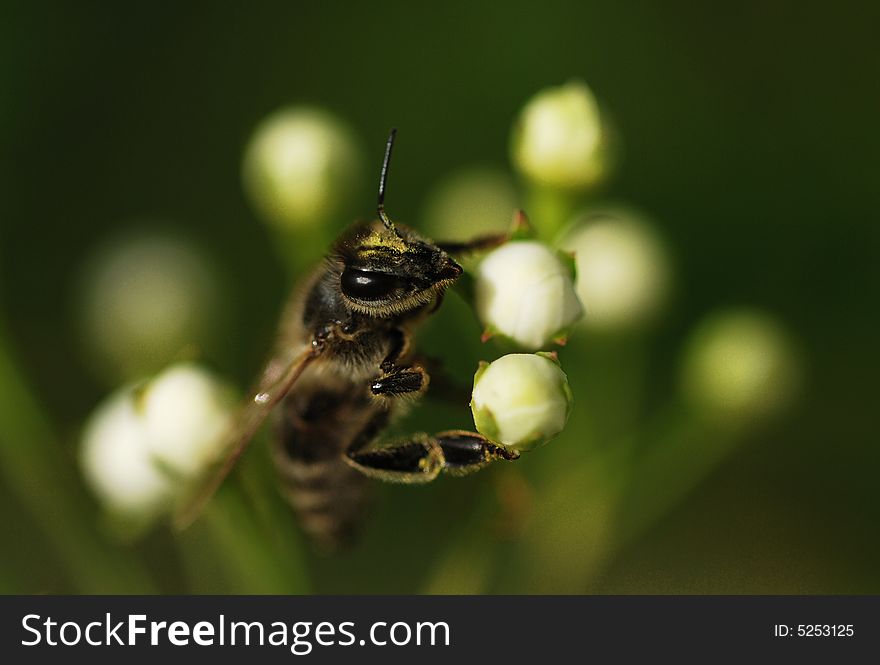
[680,309,801,422]
[422,166,518,240]
[474,240,583,349]
[141,363,235,478]
[242,107,362,230]
[80,391,175,517]
[470,353,573,451]
[77,230,220,383]
[80,363,235,518]
[511,80,609,190]
[560,207,671,331]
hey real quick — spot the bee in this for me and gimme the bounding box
[176,129,518,549]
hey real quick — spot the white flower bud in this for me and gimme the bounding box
[470,353,573,451]
[80,391,175,516]
[511,81,609,190]
[560,207,671,331]
[76,231,220,383]
[422,166,518,240]
[680,309,801,422]
[80,363,235,517]
[242,107,362,230]
[141,363,235,478]
[474,240,583,349]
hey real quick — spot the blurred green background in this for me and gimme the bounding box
[1,1,878,594]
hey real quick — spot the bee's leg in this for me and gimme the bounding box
[344,436,444,483]
[370,366,429,397]
[378,328,409,372]
[438,210,532,256]
[436,232,508,256]
[435,430,520,474]
[370,328,429,397]
[437,210,530,256]
[344,430,518,483]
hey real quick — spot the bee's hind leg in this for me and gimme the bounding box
[344,430,519,484]
[434,431,520,475]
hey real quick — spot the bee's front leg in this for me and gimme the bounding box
[436,232,509,256]
[344,431,519,484]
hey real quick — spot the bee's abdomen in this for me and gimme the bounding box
[272,384,375,551]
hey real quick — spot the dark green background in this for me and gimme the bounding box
[1,1,877,593]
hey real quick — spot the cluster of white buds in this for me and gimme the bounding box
[80,363,235,518]
[679,309,801,423]
[560,207,671,331]
[474,240,583,350]
[471,353,573,451]
[242,106,363,230]
[511,80,610,191]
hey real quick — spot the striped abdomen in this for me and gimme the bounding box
[271,373,382,550]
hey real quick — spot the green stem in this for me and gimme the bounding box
[177,476,307,594]
[571,332,648,456]
[0,328,157,593]
[610,406,740,553]
[421,493,497,594]
[236,446,310,591]
[524,185,580,242]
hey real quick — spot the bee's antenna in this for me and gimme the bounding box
[377,127,397,230]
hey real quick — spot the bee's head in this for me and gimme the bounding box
[334,221,462,316]
[331,128,462,316]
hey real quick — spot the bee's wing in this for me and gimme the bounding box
[173,343,321,529]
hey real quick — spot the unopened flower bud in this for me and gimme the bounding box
[242,107,362,230]
[470,353,573,451]
[474,240,583,349]
[76,230,221,383]
[422,166,518,240]
[141,363,235,478]
[680,309,801,422]
[80,363,235,518]
[560,207,671,331]
[511,81,609,190]
[80,392,175,517]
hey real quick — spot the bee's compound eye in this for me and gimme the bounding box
[341,267,406,301]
